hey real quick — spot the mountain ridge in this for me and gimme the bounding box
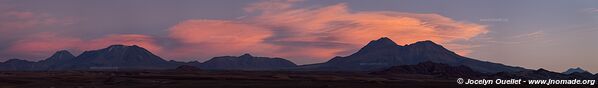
[563,67,592,74]
[201,53,297,70]
[303,37,528,73]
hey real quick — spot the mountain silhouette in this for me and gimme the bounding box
[0,50,75,71]
[201,53,297,70]
[54,45,177,70]
[37,50,76,70]
[305,37,527,73]
[562,67,591,74]
[175,65,202,71]
[0,59,36,71]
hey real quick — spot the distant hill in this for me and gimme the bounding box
[54,45,178,70]
[37,50,76,70]
[489,68,595,79]
[300,37,527,73]
[562,67,592,74]
[175,65,201,71]
[201,54,297,70]
[0,59,36,71]
[0,50,76,71]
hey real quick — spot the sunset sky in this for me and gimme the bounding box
[0,0,597,73]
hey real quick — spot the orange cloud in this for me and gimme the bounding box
[249,2,487,45]
[167,20,274,59]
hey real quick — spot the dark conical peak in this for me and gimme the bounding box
[4,59,33,63]
[368,37,398,46]
[361,37,399,50]
[536,68,550,72]
[569,67,584,71]
[104,44,146,51]
[130,45,143,48]
[408,40,441,46]
[405,40,453,51]
[53,50,74,56]
[55,50,71,54]
[107,44,127,48]
[240,53,254,58]
[563,67,590,74]
[351,37,400,56]
[46,50,75,61]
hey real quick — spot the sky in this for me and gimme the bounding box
[0,0,597,73]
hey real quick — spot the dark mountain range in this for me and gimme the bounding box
[0,59,36,71]
[0,50,75,71]
[518,68,570,79]
[170,60,202,68]
[175,65,202,71]
[301,37,527,73]
[568,72,595,79]
[371,61,483,78]
[561,67,594,79]
[54,45,178,70]
[201,54,297,70]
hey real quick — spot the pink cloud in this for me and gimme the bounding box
[167,20,274,59]
[248,1,487,57]
[3,32,83,59]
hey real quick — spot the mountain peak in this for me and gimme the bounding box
[409,40,441,46]
[55,50,71,54]
[4,59,33,63]
[107,44,127,48]
[240,53,254,58]
[103,44,148,52]
[44,50,75,62]
[404,40,453,53]
[69,44,173,70]
[358,37,399,51]
[563,67,591,74]
[368,37,398,46]
[536,68,550,72]
[202,54,297,70]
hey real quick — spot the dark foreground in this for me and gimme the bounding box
[0,71,594,88]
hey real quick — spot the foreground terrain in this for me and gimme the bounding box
[0,71,594,88]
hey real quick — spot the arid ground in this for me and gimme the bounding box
[0,71,594,88]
